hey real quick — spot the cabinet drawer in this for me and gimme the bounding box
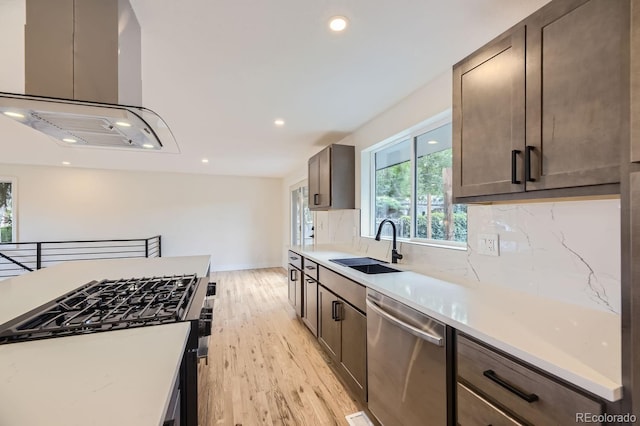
[318,266,365,312]
[457,334,602,425]
[457,382,523,426]
[303,259,319,281]
[287,250,302,270]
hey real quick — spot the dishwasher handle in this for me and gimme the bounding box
[366,299,443,347]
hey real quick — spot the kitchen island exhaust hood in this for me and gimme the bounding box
[0,92,175,151]
[0,0,178,152]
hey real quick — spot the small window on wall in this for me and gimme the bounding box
[0,178,16,243]
[370,118,467,245]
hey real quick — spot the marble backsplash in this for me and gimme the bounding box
[313,199,621,314]
[313,210,361,246]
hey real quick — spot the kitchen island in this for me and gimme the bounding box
[0,255,211,426]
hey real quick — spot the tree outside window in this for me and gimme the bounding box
[375,139,412,238]
[415,124,467,243]
[0,181,14,243]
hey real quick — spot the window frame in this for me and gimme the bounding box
[289,179,312,247]
[0,176,17,244]
[364,110,466,250]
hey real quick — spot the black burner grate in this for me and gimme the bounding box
[0,274,199,344]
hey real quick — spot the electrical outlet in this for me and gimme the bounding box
[477,233,500,256]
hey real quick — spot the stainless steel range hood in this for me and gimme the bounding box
[0,0,178,152]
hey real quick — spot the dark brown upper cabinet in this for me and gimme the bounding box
[453,0,629,202]
[308,144,355,211]
[453,26,526,198]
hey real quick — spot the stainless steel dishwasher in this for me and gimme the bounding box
[366,289,449,425]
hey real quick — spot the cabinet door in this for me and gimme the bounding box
[453,26,526,198]
[302,277,318,337]
[317,147,331,209]
[308,146,332,209]
[287,266,297,310]
[318,286,340,360]
[339,301,367,400]
[308,154,321,208]
[525,0,626,190]
[295,273,303,317]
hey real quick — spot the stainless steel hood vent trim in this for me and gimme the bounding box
[0,92,180,153]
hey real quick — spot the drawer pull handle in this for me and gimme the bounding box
[305,265,316,270]
[483,370,539,403]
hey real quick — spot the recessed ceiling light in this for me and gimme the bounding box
[329,16,348,32]
[115,121,131,127]
[427,140,438,145]
[202,158,209,164]
[3,111,25,118]
[62,161,70,166]
[274,119,285,126]
[142,143,154,149]
[62,138,77,143]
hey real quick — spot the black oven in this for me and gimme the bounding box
[179,276,215,426]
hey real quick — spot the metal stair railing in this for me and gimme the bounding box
[0,235,161,279]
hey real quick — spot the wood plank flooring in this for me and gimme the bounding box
[198,268,364,426]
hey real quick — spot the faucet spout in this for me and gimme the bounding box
[374,219,403,264]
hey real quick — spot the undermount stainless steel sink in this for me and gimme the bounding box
[349,263,400,274]
[329,257,401,274]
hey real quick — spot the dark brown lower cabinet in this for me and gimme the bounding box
[301,276,318,337]
[287,265,302,317]
[456,333,603,425]
[318,284,366,402]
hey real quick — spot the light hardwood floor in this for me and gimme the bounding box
[198,268,364,425]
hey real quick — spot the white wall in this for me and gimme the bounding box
[1,163,283,271]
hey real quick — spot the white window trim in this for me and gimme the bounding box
[361,109,467,250]
[0,176,17,244]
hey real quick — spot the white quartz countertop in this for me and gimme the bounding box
[0,255,211,326]
[0,322,190,426]
[291,246,622,402]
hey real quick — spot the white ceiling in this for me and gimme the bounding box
[1,0,550,178]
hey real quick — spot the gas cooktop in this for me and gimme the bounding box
[0,274,200,345]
